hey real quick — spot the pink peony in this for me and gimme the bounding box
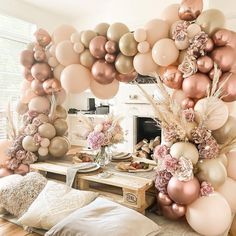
[155,170,172,193]
[154,145,170,160]
[87,131,105,150]
[200,181,214,196]
[161,155,179,174]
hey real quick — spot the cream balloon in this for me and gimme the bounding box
[73,42,84,54]
[187,23,201,38]
[226,151,236,181]
[34,114,49,123]
[28,96,50,113]
[49,45,56,56]
[152,39,179,67]
[194,97,229,130]
[186,193,232,236]
[217,154,228,168]
[197,159,227,189]
[133,52,159,76]
[40,138,50,148]
[170,142,199,164]
[175,37,189,50]
[90,78,119,99]
[61,64,92,94]
[22,136,39,152]
[94,23,110,36]
[134,28,147,43]
[55,105,67,119]
[38,123,56,139]
[217,177,236,213]
[144,19,169,47]
[49,136,69,158]
[52,24,77,44]
[212,116,236,144]
[55,40,79,66]
[38,147,49,157]
[137,41,150,54]
[53,118,68,136]
[53,64,65,80]
[161,4,181,26]
[70,32,82,43]
[48,57,59,68]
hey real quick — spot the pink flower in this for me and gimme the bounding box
[33,133,42,144]
[154,145,170,160]
[200,181,214,196]
[183,108,195,122]
[32,117,43,127]
[7,158,20,170]
[161,155,179,174]
[87,131,105,150]
[102,121,112,132]
[22,152,38,165]
[155,170,172,193]
[15,150,27,161]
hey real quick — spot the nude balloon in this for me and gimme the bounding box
[116,71,138,83]
[52,24,77,44]
[137,41,150,54]
[55,40,79,66]
[31,63,51,82]
[20,50,34,68]
[16,101,28,115]
[48,57,59,68]
[162,66,183,89]
[179,0,203,21]
[134,28,147,43]
[172,89,187,104]
[20,89,37,104]
[53,64,65,80]
[22,67,34,81]
[161,4,181,26]
[182,73,211,99]
[90,78,119,99]
[182,97,195,109]
[144,19,169,47]
[28,96,50,113]
[0,168,13,177]
[61,64,91,93]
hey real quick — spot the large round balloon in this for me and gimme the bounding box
[80,30,97,48]
[55,40,79,66]
[89,36,107,59]
[28,96,50,113]
[179,0,203,21]
[91,60,116,84]
[80,49,96,69]
[49,136,69,158]
[94,23,110,36]
[115,54,134,74]
[31,63,52,82]
[196,9,226,36]
[61,64,92,93]
[152,39,179,67]
[22,136,39,152]
[133,52,159,76]
[161,4,181,25]
[107,23,129,42]
[52,24,77,44]
[20,50,34,68]
[119,33,138,57]
[144,19,169,47]
[90,78,119,99]
[186,193,231,236]
[0,140,12,167]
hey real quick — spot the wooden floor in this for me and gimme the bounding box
[0,218,39,236]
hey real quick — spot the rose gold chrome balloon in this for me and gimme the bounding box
[105,40,118,54]
[157,192,173,206]
[105,53,116,63]
[31,79,46,96]
[22,67,34,81]
[163,66,183,89]
[31,63,52,82]
[197,56,214,73]
[161,205,182,220]
[116,71,138,83]
[205,38,214,52]
[89,36,107,59]
[181,97,195,109]
[209,68,222,80]
[171,203,186,217]
[34,50,46,62]
[34,28,51,47]
[179,0,203,21]
[43,78,62,94]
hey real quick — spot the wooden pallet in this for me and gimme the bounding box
[30,160,156,214]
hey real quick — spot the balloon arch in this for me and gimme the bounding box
[1,0,236,235]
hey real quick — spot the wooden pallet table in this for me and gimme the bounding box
[30,160,156,214]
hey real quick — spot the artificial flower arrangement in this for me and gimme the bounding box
[139,68,236,236]
[79,114,124,165]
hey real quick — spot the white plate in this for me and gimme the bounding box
[77,163,100,173]
[74,162,98,170]
[112,153,131,160]
[128,166,154,173]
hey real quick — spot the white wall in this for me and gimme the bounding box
[0,0,74,32]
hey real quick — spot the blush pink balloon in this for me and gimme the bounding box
[22,67,34,81]
[14,164,29,175]
[105,40,118,54]
[20,88,37,104]
[34,50,46,62]
[105,53,116,63]
[181,97,195,109]
[90,78,119,99]
[197,56,214,73]
[20,50,34,68]
[182,73,211,99]
[157,192,173,206]
[0,139,12,167]
[43,78,62,94]
[171,203,186,217]
[0,168,13,177]
[34,28,51,47]
[161,205,182,220]
[217,72,236,102]
[213,29,236,48]
[31,79,46,96]
[31,63,52,82]
[91,59,116,84]
[116,71,138,83]
[162,66,183,89]
[89,36,107,59]
[20,80,31,92]
[167,177,200,205]
[205,38,214,52]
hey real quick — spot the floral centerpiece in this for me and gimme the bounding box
[139,68,236,236]
[80,114,124,166]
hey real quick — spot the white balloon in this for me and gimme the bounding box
[38,147,49,156]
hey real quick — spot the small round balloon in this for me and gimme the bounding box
[89,36,107,59]
[115,54,134,74]
[49,136,69,158]
[119,33,138,57]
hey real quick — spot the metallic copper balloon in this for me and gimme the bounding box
[23,67,34,81]
[211,46,236,72]
[33,43,44,52]
[197,56,214,73]
[162,66,183,89]
[91,59,116,85]
[105,40,118,54]
[20,50,34,68]
[116,71,138,83]
[182,73,211,99]
[181,97,195,109]
[205,38,214,52]
[167,177,200,205]
[217,72,236,102]
[161,205,182,220]
[34,28,51,47]
[34,50,46,62]
[213,29,236,48]
[43,78,62,94]
[105,53,116,63]
[89,36,107,59]
[209,68,222,80]
[179,0,203,21]
[171,203,186,217]
[157,192,173,206]
[31,63,52,82]
[31,79,46,96]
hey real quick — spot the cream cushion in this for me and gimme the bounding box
[18,181,98,230]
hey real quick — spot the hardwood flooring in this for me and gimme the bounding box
[0,218,39,236]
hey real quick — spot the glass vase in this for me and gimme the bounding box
[95,146,111,167]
